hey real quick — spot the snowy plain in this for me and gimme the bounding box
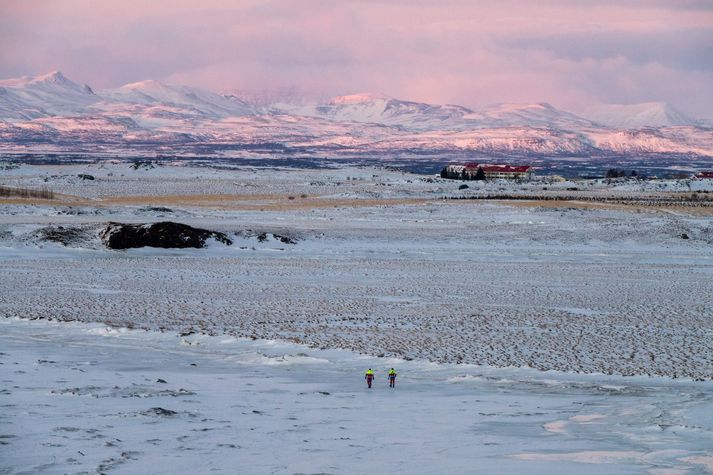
[1,163,713,473]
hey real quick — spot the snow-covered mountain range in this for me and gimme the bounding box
[0,71,711,159]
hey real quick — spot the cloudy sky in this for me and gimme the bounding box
[1,0,712,117]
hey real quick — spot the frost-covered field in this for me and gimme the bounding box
[2,162,713,199]
[2,163,713,473]
[1,164,712,379]
[2,317,713,475]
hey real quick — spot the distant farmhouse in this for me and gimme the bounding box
[695,171,713,179]
[441,163,534,181]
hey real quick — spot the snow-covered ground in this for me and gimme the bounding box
[1,164,713,379]
[2,162,713,199]
[1,164,713,473]
[3,317,713,475]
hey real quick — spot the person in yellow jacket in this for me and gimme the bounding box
[388,368,397,388]
[365,368,375,388]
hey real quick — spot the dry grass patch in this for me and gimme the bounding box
[0,185,54,200]
[496,199,713,216]
[0,189,88,206]
[98,194,432,210]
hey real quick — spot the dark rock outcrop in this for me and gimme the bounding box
[100,221,232,249]
[33,225,93,246]
[252,231,297,244]
[130,161,157,170]
[142,206,173,213]
[273,233,297,245]
[142,407,178,417]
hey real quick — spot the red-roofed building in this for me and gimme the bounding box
[695,171,713,179]
[442,163,534,180]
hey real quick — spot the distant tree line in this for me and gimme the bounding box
[440,166,486,180]
[606,169,638,178]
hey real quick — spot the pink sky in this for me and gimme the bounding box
[1,0,712,117]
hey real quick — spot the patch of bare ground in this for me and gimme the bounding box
[0,193,85,206]
[0,198,61,206]
[0,185,54,199]
[0,192,431,210]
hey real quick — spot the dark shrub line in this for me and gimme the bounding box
[0,185,55,199]
[443,193,713,206]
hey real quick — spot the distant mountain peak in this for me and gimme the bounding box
[486,102,556,111]
[329,93,390,105]
[0,71,89,92]
[30,71,94,95]
[530,102,556,110]
[582,102,693,128]
[118,79,171,91]
[31,70,68,84]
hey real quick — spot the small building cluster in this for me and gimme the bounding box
[441,163,534,181]
[695,171,713,179]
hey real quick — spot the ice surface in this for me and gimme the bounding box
[2,318,712,474]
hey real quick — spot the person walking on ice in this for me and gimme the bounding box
[365,368,375,388]
[388,368,397,388]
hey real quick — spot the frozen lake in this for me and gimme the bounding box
[2,318,713,474]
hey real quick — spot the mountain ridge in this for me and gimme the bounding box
[0,71,710,159]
